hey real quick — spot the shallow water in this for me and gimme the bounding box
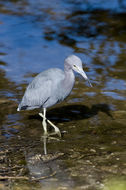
[0,0,126,189]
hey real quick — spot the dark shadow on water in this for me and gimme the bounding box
[28,103,113,123]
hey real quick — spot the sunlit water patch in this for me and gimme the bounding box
[0,0,126,189]
[2,114,21,139]
[102,91,126,100]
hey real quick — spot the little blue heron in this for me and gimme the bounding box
[17,55,92,137]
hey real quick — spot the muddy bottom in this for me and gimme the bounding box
[0,0,126,189]
[0,97,126,190]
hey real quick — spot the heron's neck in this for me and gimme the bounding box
[65,68,74,78]
[63,68,75,89]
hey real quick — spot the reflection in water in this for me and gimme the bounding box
[43,135,47,155]
[25,148,70,189]
[43,103,113,122]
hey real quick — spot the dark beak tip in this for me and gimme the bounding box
[87,80,92,87]
[90,83,93,87]
[89,84,93,88]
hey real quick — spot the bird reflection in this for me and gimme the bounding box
[42,135,47,155]
[42,133,61,155]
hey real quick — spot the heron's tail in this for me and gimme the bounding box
[17,104,29,111]
[17,103,22,111]
[17,107,20,111]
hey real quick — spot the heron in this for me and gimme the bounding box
[17,55,92,137]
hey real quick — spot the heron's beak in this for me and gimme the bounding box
[79,69,92,87]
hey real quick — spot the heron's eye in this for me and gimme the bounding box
[73,65,76,68]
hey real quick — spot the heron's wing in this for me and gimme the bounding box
[18,68,65,110]
[19,79,52,110]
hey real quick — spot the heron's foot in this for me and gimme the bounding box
[41,133,61,142]
[52,128,61,138]
[39,113,61,138]
[42,127,61,138]
[42,130,61,138]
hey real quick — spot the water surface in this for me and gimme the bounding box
[0,0,126,189]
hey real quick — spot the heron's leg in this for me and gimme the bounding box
[39,112,61,137]
[42,108,48,136]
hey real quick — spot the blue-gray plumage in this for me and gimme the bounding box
[17,55,92,137]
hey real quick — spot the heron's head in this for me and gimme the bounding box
[65,55,92,87]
